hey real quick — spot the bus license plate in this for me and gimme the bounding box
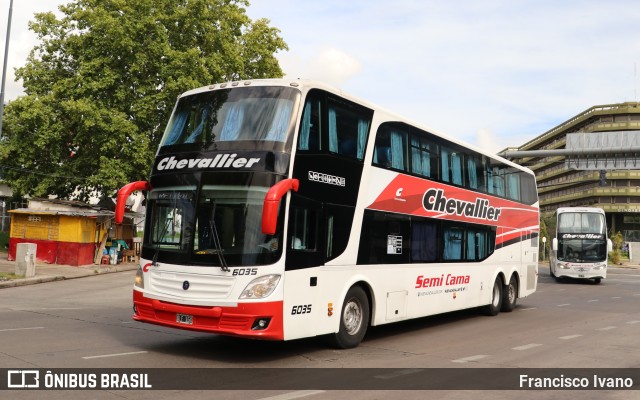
[176,313,193,325]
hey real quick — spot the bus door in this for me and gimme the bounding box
[282,194,323,340]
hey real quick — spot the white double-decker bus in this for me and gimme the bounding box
[116,79,540,348]
[550,207,612,284]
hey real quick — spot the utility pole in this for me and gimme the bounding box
[0,0,14,137]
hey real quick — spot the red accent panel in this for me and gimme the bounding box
[115,181,151,224]
[496,229,523,247]
[367,175,539,231]
[133,290,285,340]
[261,178,299,235]
[56,242,95,266]
[8,239,95,266]
[8,238,57,264]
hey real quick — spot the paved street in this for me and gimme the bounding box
[0,265,639,399]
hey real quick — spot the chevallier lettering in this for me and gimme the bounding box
[157,154,261,171]
[423,188,502,221]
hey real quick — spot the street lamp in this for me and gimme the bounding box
[0,0,14,137]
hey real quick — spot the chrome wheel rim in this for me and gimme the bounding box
[492,282,501,307]
[343,298,363,336]
[508,283,516,304]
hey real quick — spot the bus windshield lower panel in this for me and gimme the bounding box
[557,239,607,263]
[142,173,285,267]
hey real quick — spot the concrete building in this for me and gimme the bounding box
[509,102,640,242]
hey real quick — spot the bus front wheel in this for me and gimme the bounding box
[482,277,503,316]
[328,286,370,349]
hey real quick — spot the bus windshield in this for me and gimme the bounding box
[143,173,284,267]
[557,212,607,262]
[160,86,300,149]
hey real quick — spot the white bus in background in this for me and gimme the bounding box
[550,207,612,284]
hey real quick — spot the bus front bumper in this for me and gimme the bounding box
[555,263,607,280]
[132,290,284,340]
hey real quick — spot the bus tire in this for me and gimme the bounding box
[482,277,503,316]
[328,285,370,349]
[501,275,518,312]
[593,278,602,284]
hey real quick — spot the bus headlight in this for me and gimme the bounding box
[593,263,607,270]
[557,262,570,269]
[134,266,144,289]
[240,274,281,299]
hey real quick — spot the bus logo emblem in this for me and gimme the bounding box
[182,281,190,290]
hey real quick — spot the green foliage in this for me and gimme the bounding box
[539,212,555,261]
[609,231,623,264]
[538,218,548,261]
[0,231,9,250]
[0,0,287,200]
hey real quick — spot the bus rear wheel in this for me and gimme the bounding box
[482,277,503,316]
[501,275,518,312]
[328,286,370,349]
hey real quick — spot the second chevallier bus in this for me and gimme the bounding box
[116,79,540,348]
[550,207,612,284]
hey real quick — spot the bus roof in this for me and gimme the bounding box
[556,207,605,214]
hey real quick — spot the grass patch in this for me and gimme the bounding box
[0,272,22,281]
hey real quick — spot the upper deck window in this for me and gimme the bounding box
[298,90,373,161]
[558,212,606,235]
[160,86,300,149]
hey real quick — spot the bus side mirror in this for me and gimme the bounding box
[115,181,151,224]
[551,238,558,251]
[607,239,613,252]
[262,178,299,235]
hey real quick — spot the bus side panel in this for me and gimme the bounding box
[281,268,321,340]
[283,268,373,340]
[521,229,538,296]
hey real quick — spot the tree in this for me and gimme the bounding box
[0,0,287,201]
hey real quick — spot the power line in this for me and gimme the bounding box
[0,164,94,182]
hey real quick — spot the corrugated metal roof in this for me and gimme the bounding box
[8,209,114,217]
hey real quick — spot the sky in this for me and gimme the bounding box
[2,0,640,154]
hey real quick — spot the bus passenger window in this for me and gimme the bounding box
[488,166,506,197]
[411,221,437,262]
[410,136,438,179]
[441,147,463,186]
[506,169,521,201]
[443,226,463,260]
[325,204,353,261]
[289,207,318,251]
[373,127,408,171]
[328,101,371,161]
[374,146,391,167]
[299,96,322,152]
[466,155,486,191]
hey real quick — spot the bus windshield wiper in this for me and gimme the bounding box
[152,218,171,266]
[210,204,229,272]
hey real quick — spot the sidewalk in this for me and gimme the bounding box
[1,256,637,289]
[0,254,138,289]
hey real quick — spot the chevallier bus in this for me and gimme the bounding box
[116,79,540,348]
[550,207,612,284]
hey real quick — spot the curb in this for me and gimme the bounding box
[0,276,65,288]
[0,264,138,289]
